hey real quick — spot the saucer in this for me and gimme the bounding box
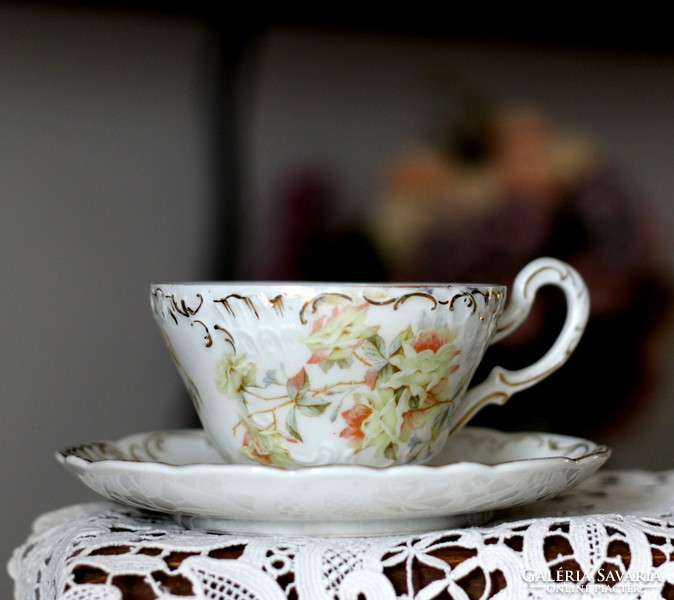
[57,427,610,536]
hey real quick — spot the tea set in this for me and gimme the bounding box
[58,257,610,536]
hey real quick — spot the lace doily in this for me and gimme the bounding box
[10,470,674,599]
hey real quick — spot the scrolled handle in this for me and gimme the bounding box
[449,257,590,433]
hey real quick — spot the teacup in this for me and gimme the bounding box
[151,257,589,468]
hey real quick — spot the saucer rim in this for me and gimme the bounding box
[56,427,612,535]
[57,426,611,475]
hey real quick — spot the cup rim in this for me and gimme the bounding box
[150,281,508,290]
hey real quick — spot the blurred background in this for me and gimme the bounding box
[2,4,674,596]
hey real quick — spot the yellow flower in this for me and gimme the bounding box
[238,417,294,468]
[302,303,378,368]
[386,327,460,404]
[215,352,257,398]
[344,388,401,458]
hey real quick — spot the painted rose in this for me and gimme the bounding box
[215,351,257,398]
[302,303,380,368]
[238,417,294,468]
[341,388,401,459]
[385,327,460,404]
[215,313,465,466]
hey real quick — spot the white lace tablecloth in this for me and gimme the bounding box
[9,469,674,600]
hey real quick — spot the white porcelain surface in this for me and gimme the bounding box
[150,258,589,468]
[57,427,610,536]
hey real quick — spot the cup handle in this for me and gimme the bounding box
[449,257,590,434]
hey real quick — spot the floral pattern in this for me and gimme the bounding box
[215,353,257,399]
[302,303,379,370]
[213,300,464,466]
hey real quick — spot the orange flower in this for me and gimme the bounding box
[339,404,372,442]
[412,330,450,353]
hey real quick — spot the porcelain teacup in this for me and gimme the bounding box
[150,257,589,468]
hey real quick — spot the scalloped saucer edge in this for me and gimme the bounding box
[57,427,610,536]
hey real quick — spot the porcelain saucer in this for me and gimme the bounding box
[57,427,610,536]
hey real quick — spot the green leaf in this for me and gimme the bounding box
[431,407,451,441]
[336,356,353,369]
[287,368,309,402]
[298,394,326,407]
[285,408,303,442]
[373,334,387,354]
[365,365,382,389]
[374,362,395,387]
[384,442,397,461]
[361,335,387,363]
[389,326,414,356]
[329,401,342,422]
[408,395,420,410]
[319,360,334,373]
[298,402,330,417]
[297,392,332,418]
